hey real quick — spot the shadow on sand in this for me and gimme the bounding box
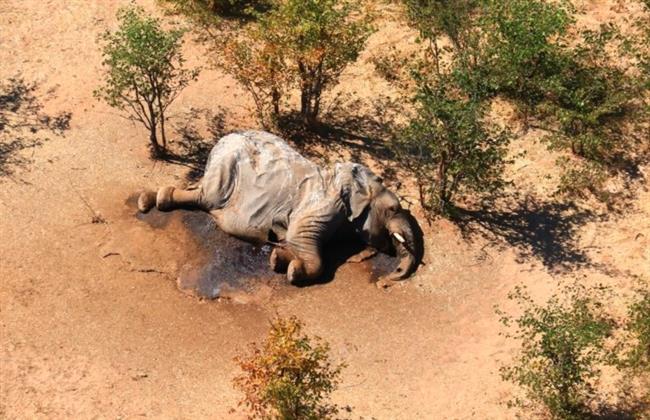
[452,194,618,275]
[0,76,71,180]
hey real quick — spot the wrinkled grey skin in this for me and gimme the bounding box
[138,131,423,287]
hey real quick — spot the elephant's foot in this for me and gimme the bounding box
[137,187,175,213]
[156,186,176,211]
[138,190,157,213]
[286,256,322,284]
[270,248,291,273]
[287,259,306,284]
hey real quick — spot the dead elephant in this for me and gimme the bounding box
[138,131,423,287]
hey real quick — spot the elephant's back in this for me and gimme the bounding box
[200,131,326,239]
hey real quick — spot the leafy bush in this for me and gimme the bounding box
[402,0,478,51]
[621,285,650,373]
[220,21,290,126]
[555,157,609,203]
[540,26,643,163]
[401,0,647,202]
[95,6,199,157]
[219,0,373,128]
[479,0,573,124]
[159,0,268,21]
[233,315,345,419]
[497,283,615,419]
[393,79,510,216]
[617,284,650,415]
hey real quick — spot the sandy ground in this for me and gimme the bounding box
[1,1,648,419]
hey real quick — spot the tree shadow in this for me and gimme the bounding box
[0,77,71,180]
[277,95,402,182]
[452,194,614,275]
[163,106,229,182]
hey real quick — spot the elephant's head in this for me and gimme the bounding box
[342,164,424,282]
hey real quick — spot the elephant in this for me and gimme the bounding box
[137,130,423,287]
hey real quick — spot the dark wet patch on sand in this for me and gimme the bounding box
[129,195,399,300]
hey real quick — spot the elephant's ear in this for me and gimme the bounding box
[345,165,376,221]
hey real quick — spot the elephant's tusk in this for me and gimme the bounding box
[393,232,405,243]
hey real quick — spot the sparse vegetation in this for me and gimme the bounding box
[95,6,199,157]
[393,78,510,216]
[160,0,266,19]
[233,315,345,419]
[497,283,615,419]
[395,0,649,208]
[218,0,373,128]
[619,283,650,375]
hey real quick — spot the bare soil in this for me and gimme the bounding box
[1,1,648,418]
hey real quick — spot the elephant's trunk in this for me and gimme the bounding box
[384,212,424,282]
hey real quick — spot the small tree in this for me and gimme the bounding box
[479,0,574,126]
[219,0,373,128]
[95,6,199,157]
[220,18,291,126]
[497,283,615,419]
[393,79,510,216]
[233,315,345,419]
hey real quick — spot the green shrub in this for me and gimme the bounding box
[497,283,615,419]
[393,78,510,216]
[555,157,610,202]
[401,0,647,202]
[233,315,345,419]
[540,26,642,163]
[402,0,478,51]
[159,0,268,21]
[219,0,373,128]
[479,0,573,124]
[95,6,199,157]
[618,284,650,415]
[621,285,650,373]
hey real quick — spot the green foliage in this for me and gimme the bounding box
[94,6,199,157]
[159,0,266,19]
[393,79,510,216]
[401,0,647,202]
[402,0,478,50]
[497,283,615,419]
[621,285,650,373]
[479,0,573,120]
[555,157,611,204]
[220,20,290,126]
[219,0,373,128]
[233,315,345,419]
[540,25,642,163]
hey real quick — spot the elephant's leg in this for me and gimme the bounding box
[269,247,295,273]
[138,186,204,213]
[282,215,342,283]
[286,251,323,284]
